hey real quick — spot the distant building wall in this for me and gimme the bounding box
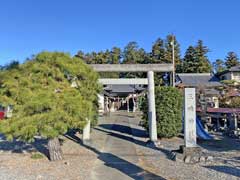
[220,72,232,81]
[219,72,240,82]
[232,72,240,82]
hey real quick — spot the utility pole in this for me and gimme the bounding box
[171,35,175,87]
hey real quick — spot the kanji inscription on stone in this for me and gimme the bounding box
[184,88,197,147]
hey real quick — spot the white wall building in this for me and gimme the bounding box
[218,66,240,82]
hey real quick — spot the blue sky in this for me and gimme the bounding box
[0,0,240,65]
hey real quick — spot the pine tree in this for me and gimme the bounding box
[194,40,211,73]
[0,52,101,161]
[75,50,85,60]
[225,51,240,69]
[110,47,121,64]
[149,38,166,85]
[182,46,197,73]
[122,42,141,64]
[164,35,181,68]
[182,40,211,73]
[212,59,226,73]
[81,53,92,64]
[1,60,19,70]
[122,42,146,78]
[151,38,165,63]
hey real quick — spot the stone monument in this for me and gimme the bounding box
[172,88,213,163]
[184,88,197,148]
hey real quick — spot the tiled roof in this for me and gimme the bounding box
[176,73,222,87]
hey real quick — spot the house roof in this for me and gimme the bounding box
[176,73,222,87]
[217,65,240,76]
[226,89,240,97]
[200,89,220,96]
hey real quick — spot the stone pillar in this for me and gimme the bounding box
[127,98,129,112]
[118,96,120,110]
[136,96,139,111]
[147,71,157,142]
[132,94,136,112]
[184,88,197,148]
[83,119,90,141]
[106,97,109,112]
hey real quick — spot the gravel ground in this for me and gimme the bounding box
[134,140,240,180]
[0,132,98,180]
[129,114,240,180]
[0,113,239,180]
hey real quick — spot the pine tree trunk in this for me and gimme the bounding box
[48,137,63,161]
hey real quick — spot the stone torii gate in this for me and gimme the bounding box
[83,64,173,143]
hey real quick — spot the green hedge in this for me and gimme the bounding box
[141,86,183,138]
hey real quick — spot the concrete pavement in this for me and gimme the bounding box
[89,112,165,180]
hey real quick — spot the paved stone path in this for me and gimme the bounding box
[90,112,165,180]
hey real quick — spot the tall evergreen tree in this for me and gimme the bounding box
[182,46,197,73]
[89,52,98,64]
[212,59,226,73]
[150,38,166,85]
[164,35,181,68]
[225,51,240,69]
[75,50,85,60]
[122,42,146,78]
[122,42,143,64]
[110,47,121,64]
[182,40,211,73]
[194,40,211,73]
[0,60,20,70]
[96,51,106,64]
[151,38,165,63]
[81,52,93,64]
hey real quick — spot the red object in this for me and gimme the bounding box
[0,111,4,120]
[197,107,240,114]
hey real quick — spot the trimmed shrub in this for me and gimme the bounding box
[140,86,183,138]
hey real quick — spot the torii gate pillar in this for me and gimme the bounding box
[147,71,158,142]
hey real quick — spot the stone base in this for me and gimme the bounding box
[171,145,214,164]
[146,140,162,148]
[180,145,201,156]
[82,139,92,146]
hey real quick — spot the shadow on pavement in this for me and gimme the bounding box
[198,136,240,152]
[204,165,240,178]
[94,127,172,159]
[0,135,49,157]
[99,124,147,138]
[65,131,166,180]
